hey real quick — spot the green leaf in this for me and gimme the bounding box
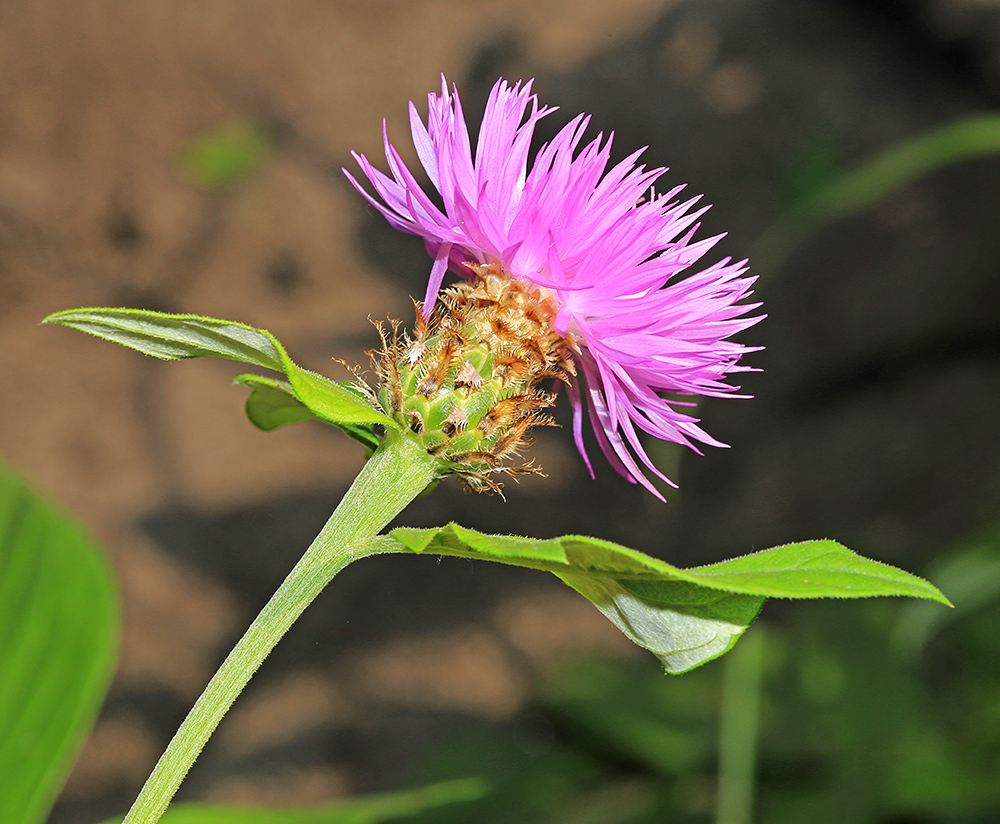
[391,524,567,565]
[182,120,269,190]
[0,463,119,824]
[99,777,488,824]
[43,308,285,369]
[236,375,324,431]
[687,540,953,603]
[235,375,381,451]
[558,573,764,674]
[284,367,389,430]
[43,308,393,430]
[387,525,948,673]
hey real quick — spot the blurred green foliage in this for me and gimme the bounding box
[100,779,489,824]
[780,133,844,210]
[181,120,270,190]
[0,464,119,824]
[403,522,1000,824]
[756,113,1000,273]
[0,464,484,824]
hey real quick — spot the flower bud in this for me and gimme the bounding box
[374,265,575,493]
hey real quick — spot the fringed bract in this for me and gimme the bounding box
[373,265,574,493]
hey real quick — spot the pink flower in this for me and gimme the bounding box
[344,77,762,498]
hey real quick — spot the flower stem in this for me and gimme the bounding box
[122,431,438,824]
[716,627,766,824]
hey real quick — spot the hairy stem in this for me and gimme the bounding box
[122,431,437,824]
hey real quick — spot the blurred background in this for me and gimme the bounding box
[2,0,1000,821]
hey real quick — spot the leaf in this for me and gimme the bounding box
[235,375,381,451]
[284,368,389,431]
[236,375,323,431]
[687,540,952,603]
[0,463,119,824]
[387,525,948,673]
[558,574,764,674]
[391,524,567,565]
[182,120,269,190]
[43,308,393,430]
[43,308,285,369]
[99,777,488,824]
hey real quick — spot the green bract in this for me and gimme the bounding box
[370,270,575,492]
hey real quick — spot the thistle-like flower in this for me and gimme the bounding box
[346,77,762,498]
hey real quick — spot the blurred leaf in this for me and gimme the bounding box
[387,525,947,673]
[0,464,119,824]
[756,113,1000,270]
[893,525,1000,655]
[100,778,488,824]
[782,133,843,208]
[889,725,992,812]
[402,720,627,824]
[43,309,392,431]
[541,656,716,777]
[182,120,269,190]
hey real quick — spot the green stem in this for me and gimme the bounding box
[122,431,438,824]
[716,628,765,824]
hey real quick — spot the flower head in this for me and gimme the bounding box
[371,269,575,495]
[345,77,762,498]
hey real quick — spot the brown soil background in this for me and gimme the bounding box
[2,0,999,821]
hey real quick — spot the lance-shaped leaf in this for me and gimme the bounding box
[387,524,949,673]
[43,308,393,430]
[684,540,953,600]
[0,464,119,824]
